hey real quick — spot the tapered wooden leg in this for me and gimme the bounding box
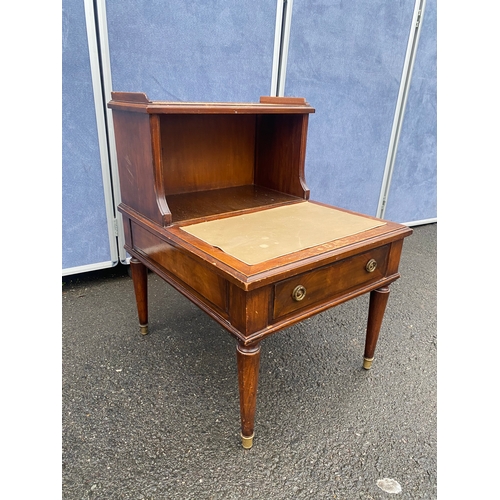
[236,342,261,449]
[363,286,390,369]
[130,258,148,335]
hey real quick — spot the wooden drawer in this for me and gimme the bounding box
[273,245,389,320]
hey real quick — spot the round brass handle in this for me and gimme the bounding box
[365,259,377,273]
[292,285,307,302]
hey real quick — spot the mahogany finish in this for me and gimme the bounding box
[108,92,412,448]
[130,258,149,335]
[236,343,261,449]
[363,286,391,369]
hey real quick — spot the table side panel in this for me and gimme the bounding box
[111,110,164,225]
[130,221,228,314]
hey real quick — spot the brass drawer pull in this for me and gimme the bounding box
[292,285,307,302]
[365,259,377,273]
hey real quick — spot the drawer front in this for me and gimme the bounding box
[273,245,389,320]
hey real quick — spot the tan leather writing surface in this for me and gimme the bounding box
[181,202,386,265]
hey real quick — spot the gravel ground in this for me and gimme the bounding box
[62,223,437,499]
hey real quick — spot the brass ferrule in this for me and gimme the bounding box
[363,357,374,370]
[241,433,254,449]
[140,324,149,335]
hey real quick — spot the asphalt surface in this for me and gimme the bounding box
[62,223,437,499]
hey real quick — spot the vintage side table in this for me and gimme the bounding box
[108,92,412,449]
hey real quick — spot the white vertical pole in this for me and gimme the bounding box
[377,0,427,219]
[270,0,285,96]
[277,0,294,96]
[270,0,294,97]
[94,0,129,264]
[83,0,119,265]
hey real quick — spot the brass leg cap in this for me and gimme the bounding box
[363,357,374,370]
[241,433,254,449]
[140,324,149,335]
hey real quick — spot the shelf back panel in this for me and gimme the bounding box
[161,114,256,195]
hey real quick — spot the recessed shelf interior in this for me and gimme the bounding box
[166,185,302,223]
[159,113,309,223]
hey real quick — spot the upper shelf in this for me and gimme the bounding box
[108,92,316,115]
[109,92,313,227]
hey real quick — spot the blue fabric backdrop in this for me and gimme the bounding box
[385,0,437,223]
[284,1,426,220]
[105,0,277,102]
[62,0,113,271]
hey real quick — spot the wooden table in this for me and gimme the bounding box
[108,93,413,448]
